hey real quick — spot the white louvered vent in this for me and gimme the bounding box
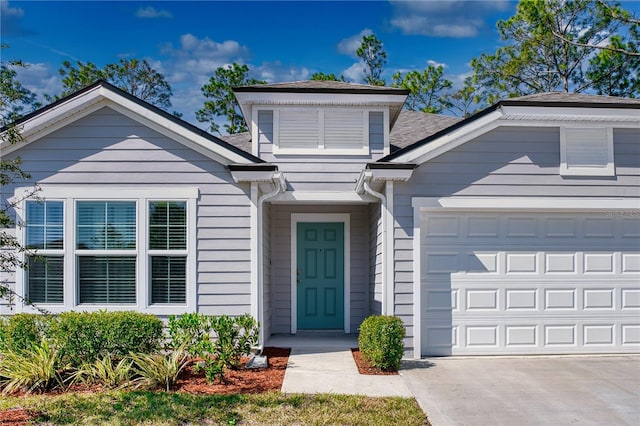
[278,110,319,149]
[560,127,614,176]
[324,110,364,149]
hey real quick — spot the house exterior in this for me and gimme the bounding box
[1,80,638,358]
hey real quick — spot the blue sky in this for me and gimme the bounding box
[3,0,636,127]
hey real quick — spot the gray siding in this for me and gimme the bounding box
[368,202,383,315]
[262,202,272,337]
[269,204,370,334]
[1,107,253,316]
[392,126,640,355]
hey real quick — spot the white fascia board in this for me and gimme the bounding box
[230,170,277,183]
[235,91,407,108]
[271,191,376,204]
[412,196,640,211]
[370,168,414,182]
[354,168,414,193]
[392,110,504,164]
[501,105,640,125]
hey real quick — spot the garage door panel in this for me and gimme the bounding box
[421,211,640,356]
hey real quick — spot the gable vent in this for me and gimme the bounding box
[560,127,614,176]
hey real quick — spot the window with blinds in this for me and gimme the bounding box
[149,201,187,304]
[76,201,136,304]
[25,201,64,304]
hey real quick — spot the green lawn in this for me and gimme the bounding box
[0,391,427,425]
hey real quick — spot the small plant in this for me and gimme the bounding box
[71,354,133,389]
[167,312,212,358]
[210,314,259,370]
[0,340,65,394]
[358,315,405,371]
[130,347,189,391]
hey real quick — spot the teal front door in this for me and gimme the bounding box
[296,222,344,330]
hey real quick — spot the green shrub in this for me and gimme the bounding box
[210,314,259,370]
[0,314,51,353]
[168,312,212,358]
[168,313,260,382]
[358,315,405,371]
[48,311,163,366]
[0,340,65,394]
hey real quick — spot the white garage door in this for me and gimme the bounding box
[421,211,640,356]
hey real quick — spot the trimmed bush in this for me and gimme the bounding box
[48,311,163,366]
[358,315,405,371]
[0,314,51,353]
[167,313,260,382]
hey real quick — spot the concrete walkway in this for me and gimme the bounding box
[269,333,412,397]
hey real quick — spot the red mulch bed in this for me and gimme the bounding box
[351,348,398,375]
[177,347,290,394]
[0,408,37,425]
[0,347,290,423]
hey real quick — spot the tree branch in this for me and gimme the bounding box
[551,31,640,56]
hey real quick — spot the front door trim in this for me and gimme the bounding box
[291,213,350,334]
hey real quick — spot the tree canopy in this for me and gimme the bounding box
[56,58,173,109]
[356,34,387,86]
[196,63,266,135]
[471,0,639,104]
[310,72,346,82]
[392,66,453,114]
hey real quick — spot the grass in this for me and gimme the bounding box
[0,391,427,425]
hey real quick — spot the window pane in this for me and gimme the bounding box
[151,256,186,304]
[78,256,136,304]
[149,201,186,250]
[77,202,136,250]
[26,201,63,250]
[27,256,63,304]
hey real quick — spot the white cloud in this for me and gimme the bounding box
[427,59,447,69]
[337,29,373,57]
[254,61,311,83]
[342,62,365,83]
[1,0,33,36]
[135,6,172,19]
[389,0,512,38]
[152,34,254,127]
[15,62,62,103]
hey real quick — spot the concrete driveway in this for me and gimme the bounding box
[401,355,640,426]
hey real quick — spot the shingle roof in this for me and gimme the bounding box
[221,131,252,154]
[506,92,640,105]
[390,111,461,151]
[234,80,409,95]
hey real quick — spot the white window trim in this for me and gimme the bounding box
[560,126,615,176]
[15,186,198,315]
[259,106,386,156]
[290,213,351,334]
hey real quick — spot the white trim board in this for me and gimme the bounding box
[290,213,351,334]
[411,196,640,211]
